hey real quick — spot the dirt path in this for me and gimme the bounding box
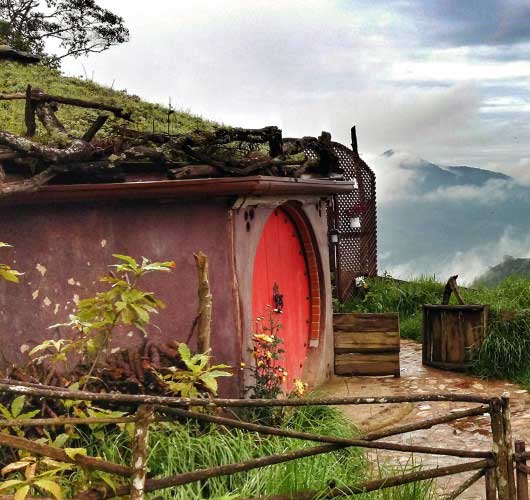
[320,339,530,499]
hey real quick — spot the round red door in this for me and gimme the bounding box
[252,208,311,388]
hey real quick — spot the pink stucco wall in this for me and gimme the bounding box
[0,199,242,395]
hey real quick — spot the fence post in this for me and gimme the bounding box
[501,395,516,499]
[490,397,511,500]
[485,467,497,500]
[516,440,529,500]
[130,404,154,500]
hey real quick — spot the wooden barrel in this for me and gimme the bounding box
[422,304,488,371]
[334,313,400,377]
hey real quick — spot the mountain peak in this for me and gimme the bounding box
[378,149,513,191]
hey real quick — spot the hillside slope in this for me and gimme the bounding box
[0,62,214,138]
[474,256,530,287]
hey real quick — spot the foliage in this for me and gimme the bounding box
[0,242,22,283]
[0,61,216,139]
[29,254,175,384]
[240,308,308,424]
[0,0,128,66]
[79,403,432,500]
[245,308,287,400]
[472,311,530,381]
[0,395,39,436]
[0,455,72,500]
[155,343,232,398]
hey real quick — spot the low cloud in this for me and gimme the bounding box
[370,149,517,204]
[420,179,515,204]
[382,227,530,285]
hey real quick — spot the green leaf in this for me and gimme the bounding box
[14,484,30,500]
[207,370,232,378]
[64,448,87,460]
[0,479,24,491]
[200,373,218,394]
[33,479,64,500]
[53,433,70,448]
[112,254,137,267]
[178,343,192,364]
[98,472,117,492]
[1,461,30,475]
[0,403,12,419]
[17,410,40,420]
[10,396,25,418]
[131,304,149,323]
[0,268,22,283]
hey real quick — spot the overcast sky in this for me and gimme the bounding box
[61,0,530,178]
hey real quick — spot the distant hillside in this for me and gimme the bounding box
[382,149,511,194]
[0,61,215,138]
[474,257,530,287]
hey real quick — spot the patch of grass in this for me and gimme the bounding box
[0,61,216,139]
[73,404,433,500]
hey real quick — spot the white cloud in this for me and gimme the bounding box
[420,179,515,204]
[382,227,530,285]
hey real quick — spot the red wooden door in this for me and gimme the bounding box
[252,208,311,388]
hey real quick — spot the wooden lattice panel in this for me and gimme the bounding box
[306,142,377,302]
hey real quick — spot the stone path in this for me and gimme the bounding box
[321,339,530,499]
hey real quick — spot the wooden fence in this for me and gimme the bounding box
[0,379,525,499]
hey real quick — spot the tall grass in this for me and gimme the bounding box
[74,404,433,499]
[0,61,216,138]
[339,276,530,387]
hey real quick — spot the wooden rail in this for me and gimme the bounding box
[0,380,521,500]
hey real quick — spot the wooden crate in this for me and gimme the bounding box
[333,313,400,376]
[422,304,488,371]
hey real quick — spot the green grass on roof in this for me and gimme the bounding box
[0,62,216,140]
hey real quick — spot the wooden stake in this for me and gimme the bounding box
[485,467,497,500]
[516,440,529,500]
[194,251,212,355]
[130,404,153,500]
[490,398,511,500]
[24,84,37,137]
[82,115,109,142]
[501,395,517,499]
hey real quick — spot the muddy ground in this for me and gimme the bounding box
[321,339,530,499]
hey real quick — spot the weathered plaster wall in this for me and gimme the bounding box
[0,199,241,395]
[233,199,334,392]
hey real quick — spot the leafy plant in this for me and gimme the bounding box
[0,456,72,500]
[156,343,232,398]
[0,396,39,437]
[0,242,22,283]
[30,254,175,384]
[244,307,286,400]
